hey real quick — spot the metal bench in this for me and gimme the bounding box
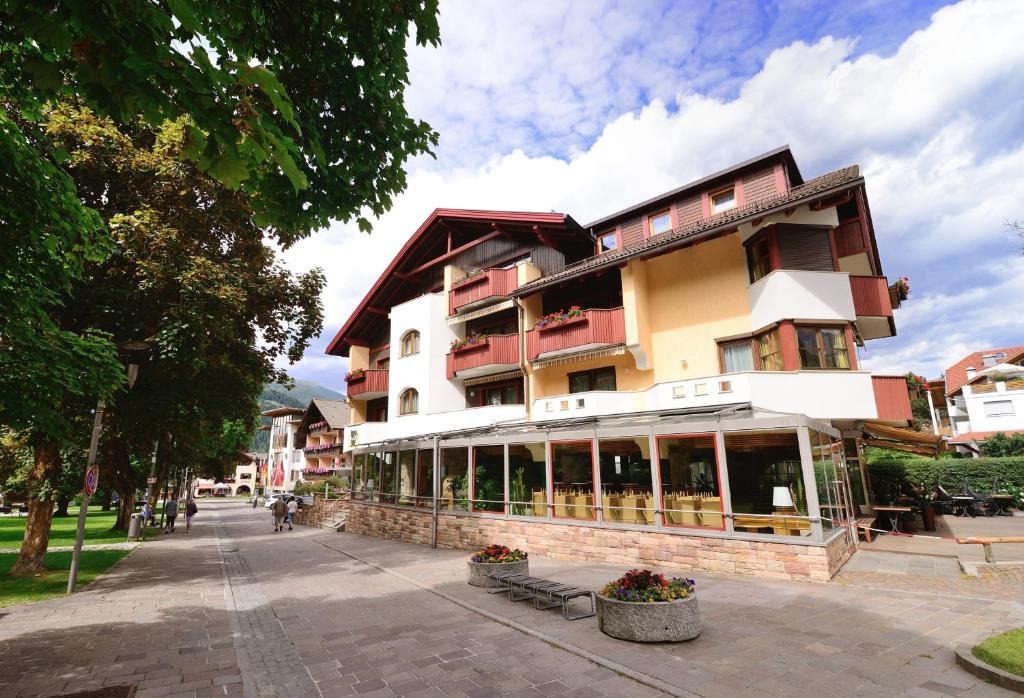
[484,571,597,620]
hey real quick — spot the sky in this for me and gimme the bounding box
[278,0,1024,393]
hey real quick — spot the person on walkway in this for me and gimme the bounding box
[185,498,198,533]
[271,496,287,532]
[286,497,298,530]
[164,496,179,533]
[251,494,258,509]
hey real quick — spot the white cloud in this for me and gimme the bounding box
[281,0,1024,390]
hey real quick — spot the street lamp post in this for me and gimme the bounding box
[67,341,152,594]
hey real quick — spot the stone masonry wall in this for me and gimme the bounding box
[346,501,854,581]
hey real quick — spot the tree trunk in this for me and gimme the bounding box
[10,440,60,576]
[101,488,113,511]
[55,494,70,517]
[114,490,135,531]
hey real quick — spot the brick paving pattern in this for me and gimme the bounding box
[0,501,1020,697]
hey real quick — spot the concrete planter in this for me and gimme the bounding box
[596,593,701,642]
[466,559,528,587]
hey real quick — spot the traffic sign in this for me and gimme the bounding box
[147,476,158,484]
[84,466,100,496]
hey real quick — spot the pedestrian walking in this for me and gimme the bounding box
[185,498,198,533]
[286,497,298,530]
[271,497,286,532]
[164,496,179,533]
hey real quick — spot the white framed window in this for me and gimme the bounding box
[648,211,672,236]
[711,188,736,214]
[983,400,1015,417]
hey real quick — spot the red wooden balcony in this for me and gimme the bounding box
[850,275,897,340]
[345,369,389,400]
[526,307,626,361]
[446,334,520,379]
[449,267,518,315]
[872,375,912,422]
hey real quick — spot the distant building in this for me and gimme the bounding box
[262,406,306,492]
[191,455,260,497]
[943,345,1024,454]
[297,399,351,482]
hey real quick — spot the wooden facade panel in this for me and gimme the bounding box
[777,228,834,273]
[849,276,893,318]
[620,217,644,247]
[346,369,389,398]
[530,245,567,276]
[449,268,518,314]
[446,334,520,378]
[452,237,526,275]
[526,307,626,361]
[834,219,868,257]
[742,168,778,204]
[675,196,704,228]
[872,376,912,421]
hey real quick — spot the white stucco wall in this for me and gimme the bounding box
[748,270,856,330]
[388,293,464,420]
[962,384,1024,433]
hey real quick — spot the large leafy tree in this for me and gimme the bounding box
[9,106,325,571]
[0,2,439,530]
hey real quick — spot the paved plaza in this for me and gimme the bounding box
[0,501,1021,697]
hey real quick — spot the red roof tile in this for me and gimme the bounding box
[945,345,1024,396]
[949,429,1024,444]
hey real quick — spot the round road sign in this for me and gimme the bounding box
[84,465,100,496]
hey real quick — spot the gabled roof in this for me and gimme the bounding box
[585,144,803,230]
[261,406,306,418]
[945,345,1024,396]
[514,164,862,296]
[325,209,588,357]
[299,398,350,432]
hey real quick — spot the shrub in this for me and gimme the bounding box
[600,569,695,603]
[867,454,1024,502]
[980,432,1024,457]
[470,544,527,563]
[293,481,317,496]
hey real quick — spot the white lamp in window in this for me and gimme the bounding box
[772,486,795,510]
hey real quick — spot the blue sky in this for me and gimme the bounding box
[280,0,1024,393]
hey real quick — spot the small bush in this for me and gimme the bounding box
[868,454,1024,502]
[470,544,527,563]
[600,569,696,603]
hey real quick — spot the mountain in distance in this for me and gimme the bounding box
[250,380,346,453]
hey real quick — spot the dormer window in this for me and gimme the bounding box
[711,188,736,214]
[597,230,619,254]
[648,211,672,236]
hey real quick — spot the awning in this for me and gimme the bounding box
[862,421,945,457]
[447,300,515,326]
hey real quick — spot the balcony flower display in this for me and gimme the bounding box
[304,443,341,454]
[895,276,910,300]
[345,368,365,382]
[307,419,329,433]
[535,305,584,329]
[450,333,488,352]
[466,543,529,586]
[596,569,701,642]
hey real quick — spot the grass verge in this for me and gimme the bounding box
[0,505,159,548]
[974,628,1024,677]
[0,549,131,607]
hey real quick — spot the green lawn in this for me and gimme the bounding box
[0,550,131,607]
[0,506,135,548]
[974,628,1024,677]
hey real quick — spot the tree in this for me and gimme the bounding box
[980,432,1024,457]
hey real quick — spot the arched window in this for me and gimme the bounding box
[401,330,420,357]
[399,388,419,415]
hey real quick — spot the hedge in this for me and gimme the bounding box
[868,456,1024,501]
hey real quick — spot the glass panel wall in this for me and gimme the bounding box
[811,431,844,532]
[657,435,722,529]
[414,449,433,508]
[551,441,595,520]
[472,445,505,513]
[365,452,384,503]
[379,451,397,504]
[598,438,654,525]
[508,443,546,517]
[397,451,416,505]
[352,453,367,499]
[724,431,809,537]
[843,438,867,509]
[439,447,469,511]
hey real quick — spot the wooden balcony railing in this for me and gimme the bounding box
[850,275,894,317]
[345,369,389,399]
[446,334,520,378]
[834,219,868,257]
[1006,378,1024,392]
[449,267,518,315]
[970,383,997,394]
[872,375,913,421]
[526,307,626,361]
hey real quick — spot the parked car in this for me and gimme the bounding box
[263,493,313,509]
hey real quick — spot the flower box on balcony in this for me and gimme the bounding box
[537,314,587,332]
[452,271,488,290]
[450,334,489,352]
[345,370,365,382]
[453,338,489,353]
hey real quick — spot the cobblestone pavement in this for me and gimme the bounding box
[2,502,1021,698]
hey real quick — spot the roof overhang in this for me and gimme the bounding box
[862,422,945,458]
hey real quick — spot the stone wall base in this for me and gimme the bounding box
[345,502,855,582]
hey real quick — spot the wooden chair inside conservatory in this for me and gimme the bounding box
[441,477,455,510]
[531,490,546,517]
[698,496,723,528]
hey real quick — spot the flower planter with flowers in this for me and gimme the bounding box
[451,334,489,353]
[535,306,585,331]
[466,544,529,587]
[894,276,910,301]
[596,569,700,642]
[345,369,365,382]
